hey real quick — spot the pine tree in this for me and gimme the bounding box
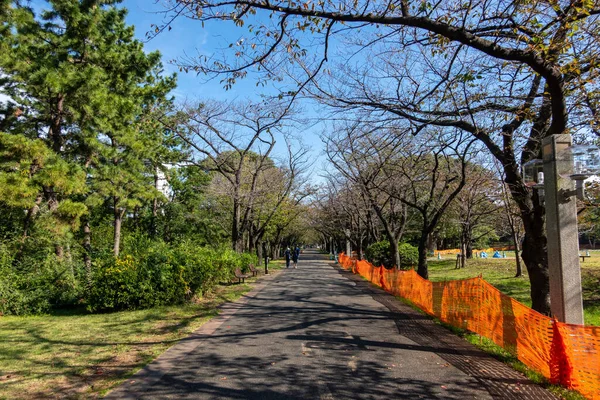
[0,0,179,261]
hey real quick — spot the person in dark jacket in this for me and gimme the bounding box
[292,246,300,268]
[284,247,291,268]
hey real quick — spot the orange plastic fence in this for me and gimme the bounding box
[338,253,600,400]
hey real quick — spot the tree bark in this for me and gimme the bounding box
[151,171,159,237]
[504,160,551,314]
[23,194,43,238]
[390,239,401,269]
[520,204,550,313]
[513,233,523,278]
[55,243,64,259]
[273,244,281,260]
[426,232,438,254]
[232,200,244,252]
[83,218,92,285]
[113,197,124,257]
[417,233,429,279]
[255,238,263,262]
[465,229,473,259]
[357,235,364,260]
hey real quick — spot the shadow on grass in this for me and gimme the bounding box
[492,280,531,305]
[0,281,258,399]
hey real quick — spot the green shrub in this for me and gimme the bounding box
[87,240,187,312]
[87,238,259,312]
[87,255,149,312]
[0,241,83,315]
[238,252,259,273]
[1,231,260,314]
[365,240,418,269]
[365,240,392,268]
[398,242,419,269]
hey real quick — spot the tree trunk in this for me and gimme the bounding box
[273,244,281,260]
[517,195,550,313]
[83,218,92,286]
[151,172,158,238]
[44,187,64,259]
[513,245,523,278]
[55,243,64,259]
[232,198,242,251]
[47,95,65,258]
[465,228,473,259]
[505,165,551,314]
[417,233,429,279]
[357,236,363,260]
[510,223,523,278]
[249,231,256,253]
[256,239,263,262]
[390,238,401,269]
[113,198,124,258]
[426,232,438,254]
[23,194,43,238]
[520,206,550,313]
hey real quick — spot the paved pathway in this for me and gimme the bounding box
[106,250,556,399]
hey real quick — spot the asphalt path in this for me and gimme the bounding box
[106,250,556,399]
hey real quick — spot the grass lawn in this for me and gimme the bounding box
[0,268,281,400]
[428,252,600,326]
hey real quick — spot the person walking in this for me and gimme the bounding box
[284,247,292,268]
[292,246,300,268]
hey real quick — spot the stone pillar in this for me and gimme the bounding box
[543,134,584,324]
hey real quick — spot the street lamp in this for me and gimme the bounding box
[523,158,545,204]
[538,135,600,324]
[557,144,600,200]
[522,138,600,324]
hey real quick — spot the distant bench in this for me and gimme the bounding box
[234,264,260,283]
[234,268,252,283]
[580,255,590,262]
[248,263,259,276]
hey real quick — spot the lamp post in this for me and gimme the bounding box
[262,242,269,275]
[524,134,600,324]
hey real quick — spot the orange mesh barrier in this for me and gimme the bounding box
[337,253,600,399]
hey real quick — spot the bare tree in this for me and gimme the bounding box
[325,124,413,267]
[379,130,476,278]
[175,100,297,252]
[159,0,600,314]
[453,163,502,268]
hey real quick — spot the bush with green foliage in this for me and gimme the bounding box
[398,242,419,268]
[86,238,258,312]
[0,241,83,315]
[0,233,259,315]
[365,240,418,269]
[365,240,393,268]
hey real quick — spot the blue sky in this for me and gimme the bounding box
[120,0,329,182]
[121,0,253,100]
